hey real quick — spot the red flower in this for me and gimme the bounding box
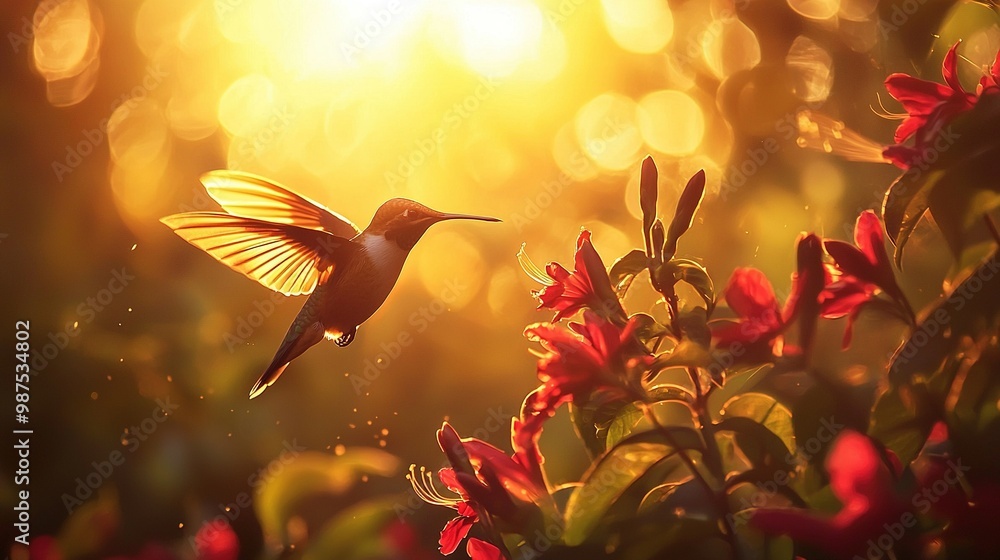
[821,211,914,347]
[466,538,505,560]
[513,312,650,487]
[194,520,238,560]
[751,430,907,559]
[882,42,991,169]
[411,423,551,559]
[977,49,1000,95]
[519,230,626,323]
[711,233,825,359]
[710,268,784,357]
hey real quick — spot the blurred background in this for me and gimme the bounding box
[2,0,1000,558]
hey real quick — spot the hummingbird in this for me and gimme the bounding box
[161,170,499,399]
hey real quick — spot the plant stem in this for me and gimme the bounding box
[661,288,742,559]
[985,214,1000,246]
[639,403,714,495]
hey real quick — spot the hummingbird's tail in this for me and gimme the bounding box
[249,321,326,399]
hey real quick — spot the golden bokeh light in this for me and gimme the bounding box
[444,0,545,78]
[107,100,171,169]
[574,93,644,171]
[637,90,705,156]
[786,35,834,103]
[701,17,761,80]
[218,74,279,137]
[838,0,878,21]
[601,0,674,54]
[416,230,486,309]
[31,0,102,106]
[787,0,841,21]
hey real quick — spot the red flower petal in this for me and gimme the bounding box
[941,43,967,95]
[723,268,782,326]
[467,538,504,560]
[439,515,476,555]
[826,431,895,511]
[194,520,239,560]
[853,211,884,266]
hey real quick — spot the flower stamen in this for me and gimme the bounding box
[795,111,890,164]
[517,244,556,286]
[407,464,463,507]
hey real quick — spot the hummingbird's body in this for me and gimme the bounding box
[161,171,498,398]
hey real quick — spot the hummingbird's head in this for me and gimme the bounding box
[368,198,500,250]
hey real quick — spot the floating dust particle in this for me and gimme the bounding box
[178,523,183,528]
[131,244,137,251]
[91,392,98,400]
[335,444,346,455]
[167,375,173,382]
[361,475,369,483]
[366,420,372,426]
[380,428,389,436]
[379,440,387,448]
[348,423,356,429]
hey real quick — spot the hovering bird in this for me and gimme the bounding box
[161,170,500,399]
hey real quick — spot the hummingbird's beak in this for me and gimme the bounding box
[431,212,501,223]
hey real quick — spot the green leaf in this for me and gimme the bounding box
[869,382,936,466]
[928,186,1000,260]
[888,251,1000,387]
[664,170,706,260]
[641,155,659,259]
[882,167,936,268]
[651,220,666,265]
[883,93,1000,265]
[630,312,669,346]
[706,365,772,421]
[651,339,712,370]
[562,428,705,546]
[606,405,644,449]
[301,498,400,560]
[944,344,1000,477]
[254,449,399,545]
[609,249,649,297]
[670,259,716,312]
[648,383,697,405]
[569,402,606,459]
[58,489,120,559]
[720,393,796,458]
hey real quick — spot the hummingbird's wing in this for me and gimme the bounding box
[200,170,361,239]
[161,212,356,296]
